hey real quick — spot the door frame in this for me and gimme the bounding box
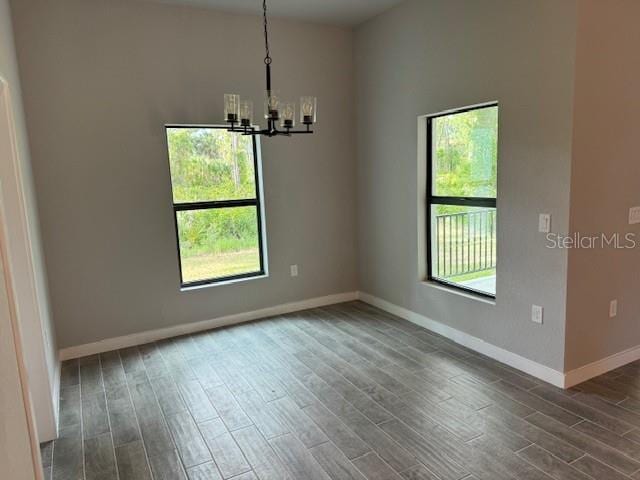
[0,78,43,479]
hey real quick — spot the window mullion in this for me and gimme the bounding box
[429,196,496,208]
[174,198,258,212]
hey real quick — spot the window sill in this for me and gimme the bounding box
[421,280,496,305]
[181,273,269,292]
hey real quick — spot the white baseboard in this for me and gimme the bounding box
[59,288,634,388]
[59,291,358,361]
[563,344,640,388]
[357,291,566,388]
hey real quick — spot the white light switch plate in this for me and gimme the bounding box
[290,265,298,277]
[610,299,618,318]
[531,305,543,324]
[629,207,640,224]
[539,214,551,233]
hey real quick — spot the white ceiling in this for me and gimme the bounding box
[145,0,404,26]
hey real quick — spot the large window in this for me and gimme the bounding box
[427,104,498,297]
[166,126,266,288]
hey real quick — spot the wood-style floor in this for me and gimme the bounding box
[41,301,640,480]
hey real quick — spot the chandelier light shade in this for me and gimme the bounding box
[224,0,316,138]
[281,102,296,128]
[264,91,280,120]
[300,96,317,125]
[239,100,253,127]
[224,94,240,123]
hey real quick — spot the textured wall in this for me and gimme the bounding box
[11,0,357,348]
[565,0,640,370]
[355,0,577,371]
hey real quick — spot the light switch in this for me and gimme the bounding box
[610,299,618,318]
[539,214,551,233]
[531,305,543,324]
[629,207,640,224]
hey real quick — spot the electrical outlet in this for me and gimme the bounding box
[531,305,543,324]
[290,265,298,277]
[629,207,640,225]
[610,299,618,318]
[539,214,551,233]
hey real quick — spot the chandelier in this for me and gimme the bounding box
[224,0,317,137]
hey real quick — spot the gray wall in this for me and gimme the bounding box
[0,0,58,440]
[355,0,577,371]
[11,0,357,348]
[565,0,640,370]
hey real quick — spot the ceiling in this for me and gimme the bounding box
[144,0,404,26]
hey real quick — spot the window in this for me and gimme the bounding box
[427,104,498,297]
[166,126,266,288]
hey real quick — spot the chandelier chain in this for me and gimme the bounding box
[263,0,271,65]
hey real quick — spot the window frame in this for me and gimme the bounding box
[165,124,267,289]
[426,103,498,299]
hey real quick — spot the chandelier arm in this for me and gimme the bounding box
[226,125,313,137]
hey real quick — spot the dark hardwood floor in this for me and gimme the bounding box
[41,301,640,479]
